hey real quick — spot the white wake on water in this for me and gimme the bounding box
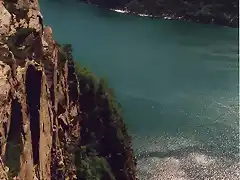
[110,9,173,19]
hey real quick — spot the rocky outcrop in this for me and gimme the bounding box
[0,0,137,179]
[80,0,238,27]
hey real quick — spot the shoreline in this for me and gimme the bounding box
[78,0,238,28]
[111,8,189,20]
[110,8,238,28]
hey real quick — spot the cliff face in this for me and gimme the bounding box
[0,0,137,179]
[81,0,238,27]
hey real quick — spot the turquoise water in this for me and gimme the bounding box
[40,0,239,179]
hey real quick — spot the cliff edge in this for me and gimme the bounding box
[0,0,137,179]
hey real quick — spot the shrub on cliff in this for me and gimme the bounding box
[59,44,131,180]
[79,0,238,27]
[75,146,116,180]
[59,43,122,115]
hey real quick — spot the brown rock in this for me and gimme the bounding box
[0,0,137,180]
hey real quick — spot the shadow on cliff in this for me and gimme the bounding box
[5,99,22,177]
[58,44,136,180]
[25,64,42,165]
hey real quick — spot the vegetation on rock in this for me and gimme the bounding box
[80,0,238,27]
[0,0,137,179]
[58,44,136,180]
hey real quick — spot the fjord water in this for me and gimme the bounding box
[40,0,239,179]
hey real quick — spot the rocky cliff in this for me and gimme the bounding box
[0,0,137,179]
[80,0,238,27]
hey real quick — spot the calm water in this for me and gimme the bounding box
[40,0,239,179]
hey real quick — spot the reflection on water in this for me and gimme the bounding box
[128,92,239,179]
[138,154,240,180]
[40,0,239,179]
[134,135,240,180]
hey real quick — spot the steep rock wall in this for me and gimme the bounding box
[0,0,137,179]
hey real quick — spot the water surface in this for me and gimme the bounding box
[40,0,239,179]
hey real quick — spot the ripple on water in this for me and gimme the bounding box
[134,136,240,180]
[39,1,239,179]
[137,153,240,180]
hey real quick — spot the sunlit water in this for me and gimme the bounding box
[40,0,239,179]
